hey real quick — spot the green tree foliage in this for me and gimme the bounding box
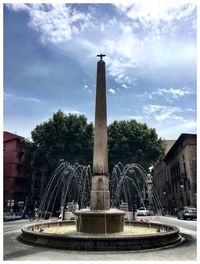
[21,139,37,173]
[22,110,93,207]
[24,112,164,173]
[23,113,165,176]
[30,110,93,168]
[108,120,164,171]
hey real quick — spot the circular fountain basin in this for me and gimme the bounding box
[74,209,126,234]
[20,220,181,251]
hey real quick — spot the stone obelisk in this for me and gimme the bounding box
[90,54,110,211]
[75,55,125,233]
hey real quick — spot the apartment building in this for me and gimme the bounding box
[153,134,196,214]
[3,131,30,211]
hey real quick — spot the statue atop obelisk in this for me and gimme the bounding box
[90,54,110,210]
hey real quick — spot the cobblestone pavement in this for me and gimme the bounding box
[3,217,197,261]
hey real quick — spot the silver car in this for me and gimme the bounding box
[177,206,197,220]
[136,207,150,216]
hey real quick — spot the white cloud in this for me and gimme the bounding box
[185,108,195,112]
[4,92,13,97]
[70,110,83,114]
[122,84,129,89]
[100,23,105,32]
[7,4,93,44]
[57,108,84,115]
[6,3,30,12]
[6,3,196,90]
[107,3,196,86]
[179,120,196,130]
[143,104,181,122]
[158,87,190,98]
[103,25,143,70]
[109,89,116,95]
[126,115,143,121]
[141,104,196,138]
[83,84,92,93]
[4,92,42,103]
[115,3,196,34]
[31,98,41,103]
[142,103,196,136]
[147,87,192,102]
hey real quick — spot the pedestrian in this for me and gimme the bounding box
[162,207,166,215]
[34,208,39,220]
[75,202,79,211]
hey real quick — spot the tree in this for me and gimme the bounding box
[22,110,93,210]
[24,113,164,175]
[31,110,93,167]
[108,120,165,209]
[108,120,164,171]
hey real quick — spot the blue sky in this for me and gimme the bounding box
[3,3,197,140]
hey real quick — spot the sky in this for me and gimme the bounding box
[3,2,197,140]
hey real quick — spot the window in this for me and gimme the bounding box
[170,162,181,182]
[183,162,187,177]
[188,180,191,190]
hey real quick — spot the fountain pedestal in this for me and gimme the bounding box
[75,210,125,234]
[75,173,125,234]
[90,175,110,210]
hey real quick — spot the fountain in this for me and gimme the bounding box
[20,55,181,250]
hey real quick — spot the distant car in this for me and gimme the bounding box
[136,207,150,216]
[147,206,155,215]
[3,213,23,222]
[177,206,197,220]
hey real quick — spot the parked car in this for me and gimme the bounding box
[177,206,197,220]
[136,207,150,216]
[3,212,23,222]
[147,206,155,215]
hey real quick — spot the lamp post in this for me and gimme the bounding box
[146,174,153,208]
[162,190,167,215]
[172,198,176,215]
[180,175,189,205]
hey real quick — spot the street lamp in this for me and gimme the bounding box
[146,174,153,208]
[180,175,189,205]
[180,175,185,189]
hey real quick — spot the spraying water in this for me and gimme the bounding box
[38,161,163,220]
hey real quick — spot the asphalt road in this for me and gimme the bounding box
[151,215,197,231]
[3,216,197,261]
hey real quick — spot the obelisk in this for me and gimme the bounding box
[75,55,125,233]
[90,54,110,210]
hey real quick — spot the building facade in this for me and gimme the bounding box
[3,131,30,212]
[153,134,197,214]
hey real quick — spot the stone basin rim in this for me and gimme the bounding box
[21,220,180,239]
[74,210,126,215]
[20,220,181,250]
